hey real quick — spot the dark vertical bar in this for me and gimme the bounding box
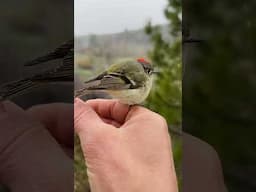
[0,0,74,191]
[183,0,256,191]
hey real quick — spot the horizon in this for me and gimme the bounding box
[75,22,168,38]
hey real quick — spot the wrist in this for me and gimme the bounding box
[87,165,178,192]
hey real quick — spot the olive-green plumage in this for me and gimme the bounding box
[107,59,148,88]
[75,58,154,105]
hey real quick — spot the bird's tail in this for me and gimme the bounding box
[74,87,89,98]
[0,79,36,101]
[74,88,110,101]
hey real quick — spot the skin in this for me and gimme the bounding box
[0,101,73,192]
[75,98,178,192]
[0,100,227,192]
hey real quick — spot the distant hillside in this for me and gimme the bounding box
[74,24,172,77]
[75,24,171,53]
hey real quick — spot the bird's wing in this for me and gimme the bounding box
[30,65,73,82]
[84,72,135,90]
[0,79,36,101]
[24,39,74,66]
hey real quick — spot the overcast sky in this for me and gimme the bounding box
[75,0,168,36]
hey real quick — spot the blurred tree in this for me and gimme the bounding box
[145,0,182,187]
[183,0,256,191]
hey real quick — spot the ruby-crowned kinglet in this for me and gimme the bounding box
[75,58,156,105]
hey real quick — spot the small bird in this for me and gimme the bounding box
[75,58,156,105]
[0,40,73,101]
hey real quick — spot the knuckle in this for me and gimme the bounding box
[83,142,103,164]
[155,113,168,132]
[74,107,92,132]
[83,129,114,160]
[84,126,112,149]
[81,132,104,157]
[83,139,99,156]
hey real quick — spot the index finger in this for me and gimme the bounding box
[85,99,130,125]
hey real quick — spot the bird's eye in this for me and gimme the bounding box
[145,68,152,74]
[141,63,153,75]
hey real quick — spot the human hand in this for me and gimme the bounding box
[0,101,73,192]
[74,98,178,192]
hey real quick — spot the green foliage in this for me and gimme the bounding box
[144,0,182,188]
[145,0,181,125]
[184,0,256,191]
[74,135,90,192]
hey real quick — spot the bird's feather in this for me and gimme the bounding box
[24,39,73,66]
[0,79,36,101]
[84,72,135,90]
[0,40,74,100]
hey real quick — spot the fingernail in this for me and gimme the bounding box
[74,98,80,104]
[74,98,84,105]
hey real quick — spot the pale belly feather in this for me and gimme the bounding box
[107,77,153,105]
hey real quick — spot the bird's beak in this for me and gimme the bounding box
[152,71,160,75]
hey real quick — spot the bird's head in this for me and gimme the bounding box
[137,58,154,75]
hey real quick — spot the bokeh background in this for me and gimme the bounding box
[74,0,181,191]
[0,0,73,108]
[0,1,73,191]
[183,0,256,191]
